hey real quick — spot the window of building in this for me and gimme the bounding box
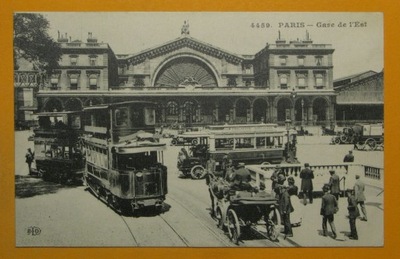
[315,74,324,88]
[89,56,97,66]
[166,101,178,116]
[245,80,251,87]
[244,64,252,74]
[134,76,145,87]
[227,76,237,87]
[279,56,287,66]
[279,74,289,89]
[296,73,307,88]
[89,77,98,90]
[70,56,78,66]
[298,56,305,66]
[50,76,59,90]
[315,56,323,66]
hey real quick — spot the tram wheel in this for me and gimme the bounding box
[227,209,241,245]
[265,207,281,241]
[190,165,206,179]
[334,137,341,144]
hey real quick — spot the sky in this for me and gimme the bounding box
[39,12,383,80]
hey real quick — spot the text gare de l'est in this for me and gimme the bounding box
[278,21,367,28]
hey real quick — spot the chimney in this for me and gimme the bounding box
[87,32,98,43]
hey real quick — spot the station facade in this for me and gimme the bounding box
[26,26,341,127]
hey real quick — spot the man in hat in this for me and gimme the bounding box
[346,189,359,240]
[320,183,338,239]
[25,148,34,175]
[354,175,367,221]
[343,150,354,162]
[300,163,314,205]
[271,164,285,194]
[230,162,252,191]
[329,170,341,200]
[277,185,294,238]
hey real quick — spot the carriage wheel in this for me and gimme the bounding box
[192,139,198,145]
[339,135,348,143]
[365,138,377,150]
[227,209,241,245]
[334,137,341,144]
[190,165,206,179]
[265,207,281,241]
[216,208,224,230]
[171,139,177,145]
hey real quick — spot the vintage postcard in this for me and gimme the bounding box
[2,1,399,259]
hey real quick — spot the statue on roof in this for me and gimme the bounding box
[181,20,190,36]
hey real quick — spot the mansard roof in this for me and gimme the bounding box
[119,36,245,65]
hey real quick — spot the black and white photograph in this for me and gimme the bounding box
[14,12,383,247]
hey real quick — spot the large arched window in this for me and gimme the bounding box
[166,101,178,116]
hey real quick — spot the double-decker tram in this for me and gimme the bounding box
[82,101,168,215]
[32,111,85,183]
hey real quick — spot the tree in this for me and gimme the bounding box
[14,13,61,74]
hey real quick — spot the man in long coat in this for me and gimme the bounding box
[354,175,367,221]
[329,170,341,200]
[320,184,338,239]
[346,189,360,240]
[300,163,314,205]
[277,185,294,237]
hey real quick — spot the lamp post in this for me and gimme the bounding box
[285,119,291,162]
[290,88,297,124]
[301,99,304,127]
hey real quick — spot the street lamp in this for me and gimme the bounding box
[301,99,304,127]
[285,119,291,162]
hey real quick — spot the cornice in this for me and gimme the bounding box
[123,36,244,66]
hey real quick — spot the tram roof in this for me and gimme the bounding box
[36,111,81,116]
[83,101,157,111]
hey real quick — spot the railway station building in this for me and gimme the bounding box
[15,23,381,128]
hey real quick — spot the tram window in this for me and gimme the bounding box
[70,115,81,129]
[34,143,46,158]
[267,137,274,147]
[144,107,156,125]
[115,108,129,127]
[215,138,233,149]
[256,137,266,147]
[117,151,158,170]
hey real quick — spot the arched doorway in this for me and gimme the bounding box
[253,98,268,123]
[218,98,233,123]
[235,98,251,124]
[154,57,218,87]
[183,100,197,126]
[294,98,308,125]
[277,98,292,122]
[201,98,215,124]
[43,98,63,112]
[64,98,83,111]
[313,97,328,125]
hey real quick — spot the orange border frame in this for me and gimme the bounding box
[1,0,399,258]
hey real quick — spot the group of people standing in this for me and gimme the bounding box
[272,161,368,241]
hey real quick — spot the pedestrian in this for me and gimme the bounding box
[346,189,359,240]
[224,159,234,181]
[329,170,341,200]
[300,163,314,205]
[277,185,294,238]
[354,175,368,221]
[221,154,229,178]
[320,184,338,239]
[287,176,302,227]
[205,156,216,185]
[343,150,354,162]
[271,164,285,194]
[25,148,34,175]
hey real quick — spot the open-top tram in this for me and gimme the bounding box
[82,101,168,215]
[32,111,85,183]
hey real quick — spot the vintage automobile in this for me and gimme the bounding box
[331,123,384,150]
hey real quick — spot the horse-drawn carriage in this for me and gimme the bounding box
[208,173,281,245]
